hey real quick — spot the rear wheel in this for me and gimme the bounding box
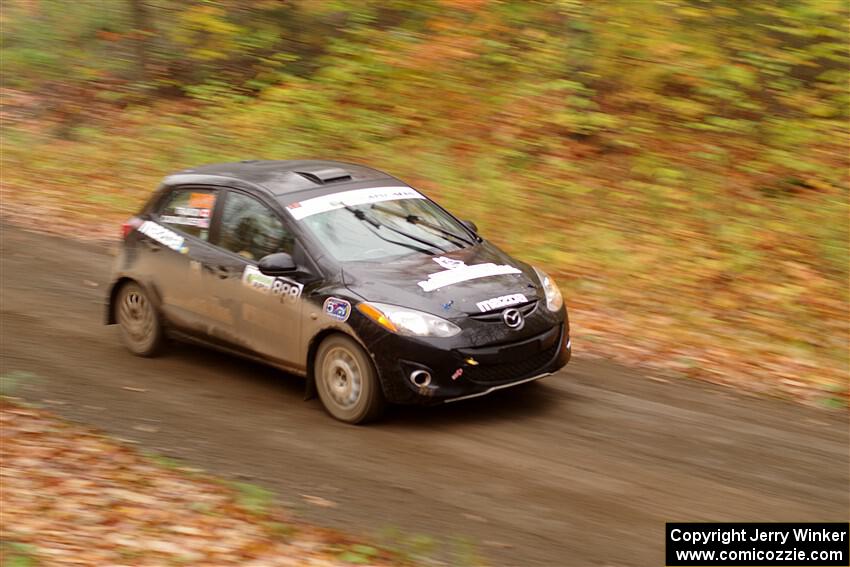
[315,335,385,424]
[116,282,163,357]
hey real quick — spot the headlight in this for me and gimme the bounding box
[533,267,563,312]
[357,302,461,338]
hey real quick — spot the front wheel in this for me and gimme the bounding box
[315,335,385,424]
[115,281,164,357]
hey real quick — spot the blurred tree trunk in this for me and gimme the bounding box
[129,0,151,84]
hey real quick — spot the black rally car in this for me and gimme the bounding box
[107,160,571,423]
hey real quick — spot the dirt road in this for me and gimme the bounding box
[1,225,847,566]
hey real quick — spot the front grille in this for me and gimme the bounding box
[462,328,562,385]
[468,300,538,322]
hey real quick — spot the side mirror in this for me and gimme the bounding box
[461,219,479,234]
[258,252,297,275]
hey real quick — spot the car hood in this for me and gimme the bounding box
[341,241,541,318]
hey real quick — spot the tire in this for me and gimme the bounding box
[115,281,164,357]
[314,334,385,424]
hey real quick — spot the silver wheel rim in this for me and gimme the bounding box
[118,290,154,344]
[321,346,363,410]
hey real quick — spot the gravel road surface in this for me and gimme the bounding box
[2,225,847,566]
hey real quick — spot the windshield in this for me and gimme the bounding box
[289,189,472,262]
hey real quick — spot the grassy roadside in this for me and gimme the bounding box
[1,104,847,408]
[0,398,482,566]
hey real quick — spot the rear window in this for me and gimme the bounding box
[157,189,217,240]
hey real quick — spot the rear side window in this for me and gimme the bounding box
[157,188,216,241]
[218,192,294,261]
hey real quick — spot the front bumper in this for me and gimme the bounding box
[443,366,561,403]
[366,322,571,405]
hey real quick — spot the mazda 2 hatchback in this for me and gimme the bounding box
[106,160,571,423]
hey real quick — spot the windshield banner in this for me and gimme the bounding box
[286,186,425,220]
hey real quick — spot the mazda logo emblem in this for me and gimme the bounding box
[502,308,524,329]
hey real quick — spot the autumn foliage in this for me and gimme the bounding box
[1,0,847,403]
[0,402,402,565]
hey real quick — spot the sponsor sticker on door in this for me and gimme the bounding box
[242,266,303,303]
[270,276,303,303]
[242,265,275,293]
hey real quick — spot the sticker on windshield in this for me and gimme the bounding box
[476,293,528,312]
[323,297,351,322]
[418,257,522,292]
[160,215,210,228]
[173,206,211,218]
[286,186,424,220]
[138,221,185,251]
[189,192,216,209]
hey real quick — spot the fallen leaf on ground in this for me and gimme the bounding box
[0,401,416,566]
[301,495,338,508]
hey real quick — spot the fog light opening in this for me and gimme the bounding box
[410,370,432,387]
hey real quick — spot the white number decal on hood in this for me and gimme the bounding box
[417,256,521,292]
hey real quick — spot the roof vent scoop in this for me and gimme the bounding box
[295,167,352,185]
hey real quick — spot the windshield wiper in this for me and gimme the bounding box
[370,204,475,247]
[342,205,438,256]
[343,205,446,253]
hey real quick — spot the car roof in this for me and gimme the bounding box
[162,160,397,197]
